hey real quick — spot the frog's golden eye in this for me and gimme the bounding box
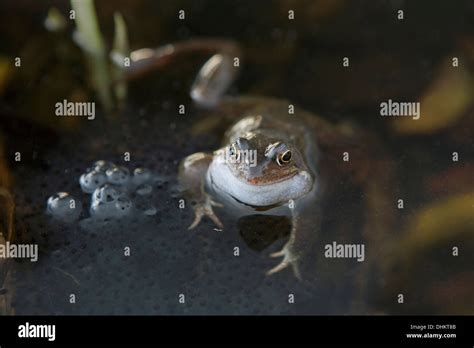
[276,150,292,166]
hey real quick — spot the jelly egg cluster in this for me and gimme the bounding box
[47,160,157,221]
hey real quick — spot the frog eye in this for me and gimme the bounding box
[276,150,292,166]
[229,143,240,161]
[228,144,235,156]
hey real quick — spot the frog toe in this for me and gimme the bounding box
[207,210,224,229]
[269,250,285,258]
[267,248,302,280]
[187,202,223,230]
[267,260,290,275]
[188,209,205,230]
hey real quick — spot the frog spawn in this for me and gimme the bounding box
[46,192,82,222]
[90,184,132,218]
[47,160,158,222]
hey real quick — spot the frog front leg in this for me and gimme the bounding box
[178,152,224,230]
[267,194,321,280]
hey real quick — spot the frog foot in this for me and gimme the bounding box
[267,246,302,280]
[188,195,224,230]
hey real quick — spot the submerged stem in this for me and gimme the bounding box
[71,0,113,115]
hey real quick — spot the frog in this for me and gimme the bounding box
[178,96,389,280]
[123,39,396,284]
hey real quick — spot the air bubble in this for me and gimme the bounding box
[80,170,107,193]
[132,167,152,186]
[169,183,182,197]
[46,192,81,222]
[143,207,157,216]
[136,184,152,196]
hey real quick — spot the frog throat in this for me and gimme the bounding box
[207,156,313,207]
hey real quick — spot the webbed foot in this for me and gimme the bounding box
[267,245,302,280]
[188,194,224,230]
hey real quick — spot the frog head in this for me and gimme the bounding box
[209,131,314,207]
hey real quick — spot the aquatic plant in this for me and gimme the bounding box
[111,12,129,106]
[71,0,129,115]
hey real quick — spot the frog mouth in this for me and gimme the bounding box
[245,171,298,186]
